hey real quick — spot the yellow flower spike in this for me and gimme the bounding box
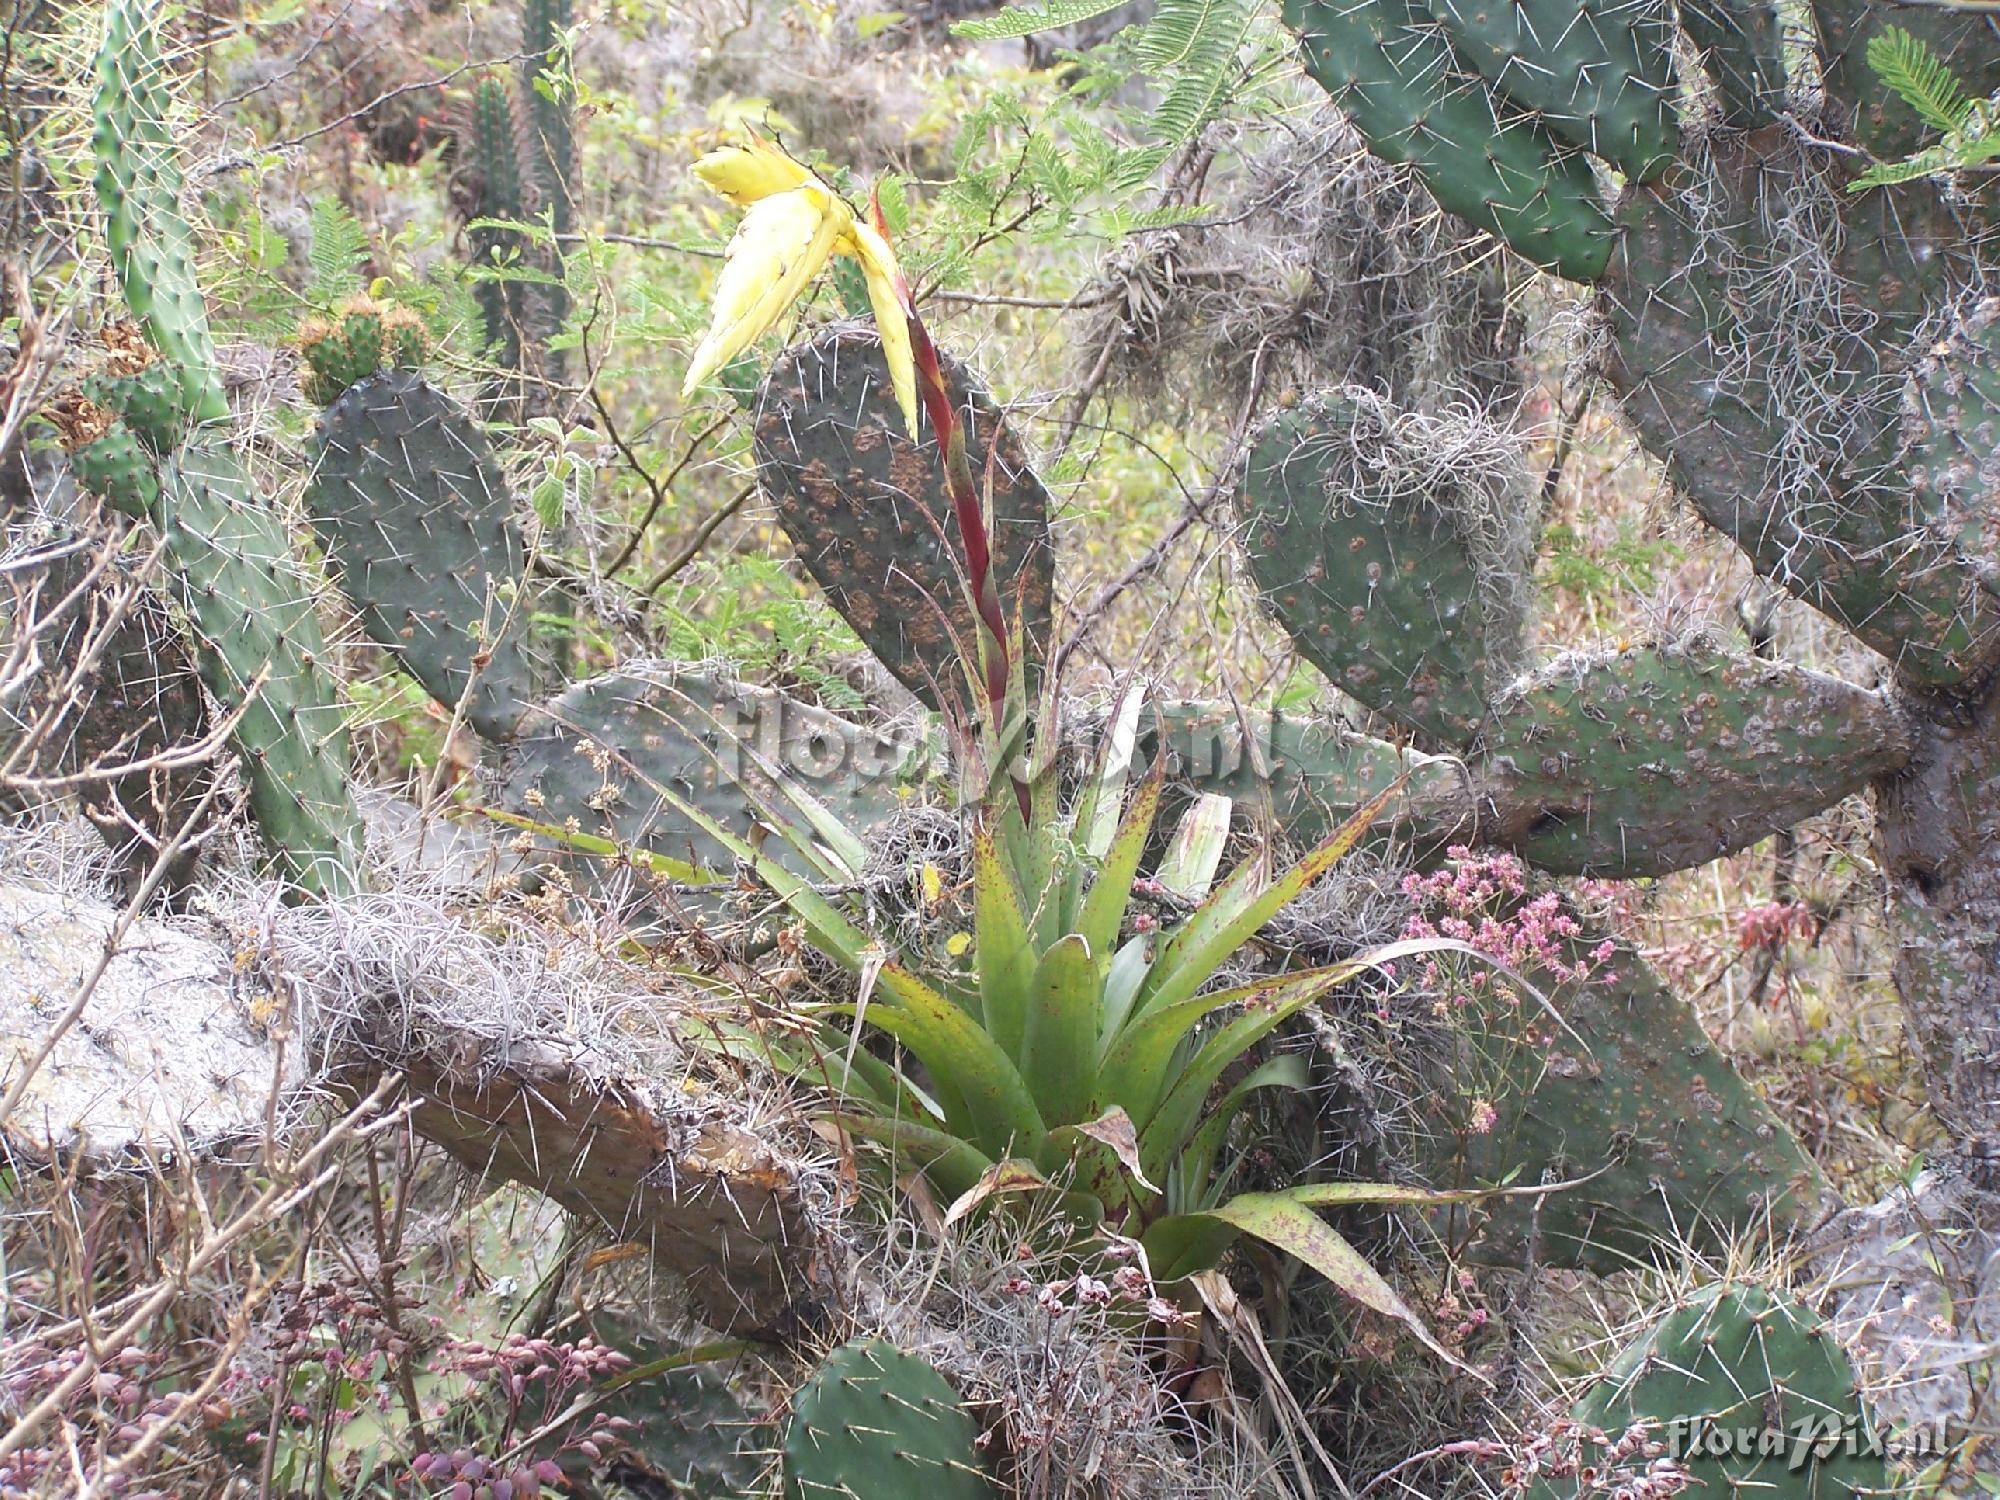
[840,218,918,436]
[682,185,846,399]
[684,137,921,438]
[690,137,815,207]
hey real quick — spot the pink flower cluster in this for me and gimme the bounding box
[999,1241,1191,1328]
[1736,900,1816,953]
[410,1334,635,1493]
[1394,848,1616,1020]
[410,1449,566,1500]
[0,1342,180,1496]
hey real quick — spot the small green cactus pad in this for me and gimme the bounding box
[66,419,160,520]
[308,370,537,743]
[1608,149,1999,687]
[1678,0,1785,126]
[1238,398,1502,748]
[1479,638,1912,877]
[1528,1284,1888,1500]
[161,441,363,899]
[1284,0,1615,281]
[297,297,431,407]
[1410,921,1822,1274]
[93,0,227,426]
[755,324,1056,712]
[491,664,934,891]
[783,1339,994,1500]
[1424,0,1677,182]
[81,361,194,454]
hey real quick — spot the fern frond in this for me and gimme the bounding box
[1866,25,1972,134]
[1136,0,1257,143]
[952,0,1132,42]
[306,200,369,304]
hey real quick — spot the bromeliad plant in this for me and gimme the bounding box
[669,681,1487,1365]
[675,134,1524,1362]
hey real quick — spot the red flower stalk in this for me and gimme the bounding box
[872,194,1011,731]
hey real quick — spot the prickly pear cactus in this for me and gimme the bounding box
[754,324,1056,712]
[783,1339,994,1500]
[161,441,363,896]
[1424,0,1677,182]
[1262,0,2000,1174]
[1528,1284,1889,1500]
[91,0,225,428]
[1412,921,1823,1273]
[1239,395,1523,748]
[1480,637,1913,877]
[1282,0,1614,280]
[297,296,430,407]
[308,369,537,743]
[86,0,362,899]
[58,411,159,520]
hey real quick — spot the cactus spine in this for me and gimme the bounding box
[88,0,361,899]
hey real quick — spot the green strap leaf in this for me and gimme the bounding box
[1020,933,1099,1127]
[1134,778,1400,1023]
[832,1112,997,1205]
[971,815,1037,1056]
[1149,1190,1480,1377]
[1076,753,1167,962]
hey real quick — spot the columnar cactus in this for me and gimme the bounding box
[1261,0,2000,1188]
[465,0,576,406]
[79,0,362,900]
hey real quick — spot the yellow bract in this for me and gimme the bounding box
[682,137,919,436]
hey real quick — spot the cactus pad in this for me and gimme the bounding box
[82,361,193,454]
[1285,0,1614,281]
[755,324,1056,711]
[1412,923,1822,1274]
[1607,148,1999,686]
[1529,1284,1888,1499]
[1425,0,1677,182]
[1238,398,1512,747]
[64,417,160,520]
[93,0,226,426]
[1678,0,1786,126]
[1137,702,1475,852]
[783,1339,994,1500]
[1479,638,1912,877]
[309,370,537,743]
[491,663,933,890]
[161,441,363,898]
[297,297,430,406]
